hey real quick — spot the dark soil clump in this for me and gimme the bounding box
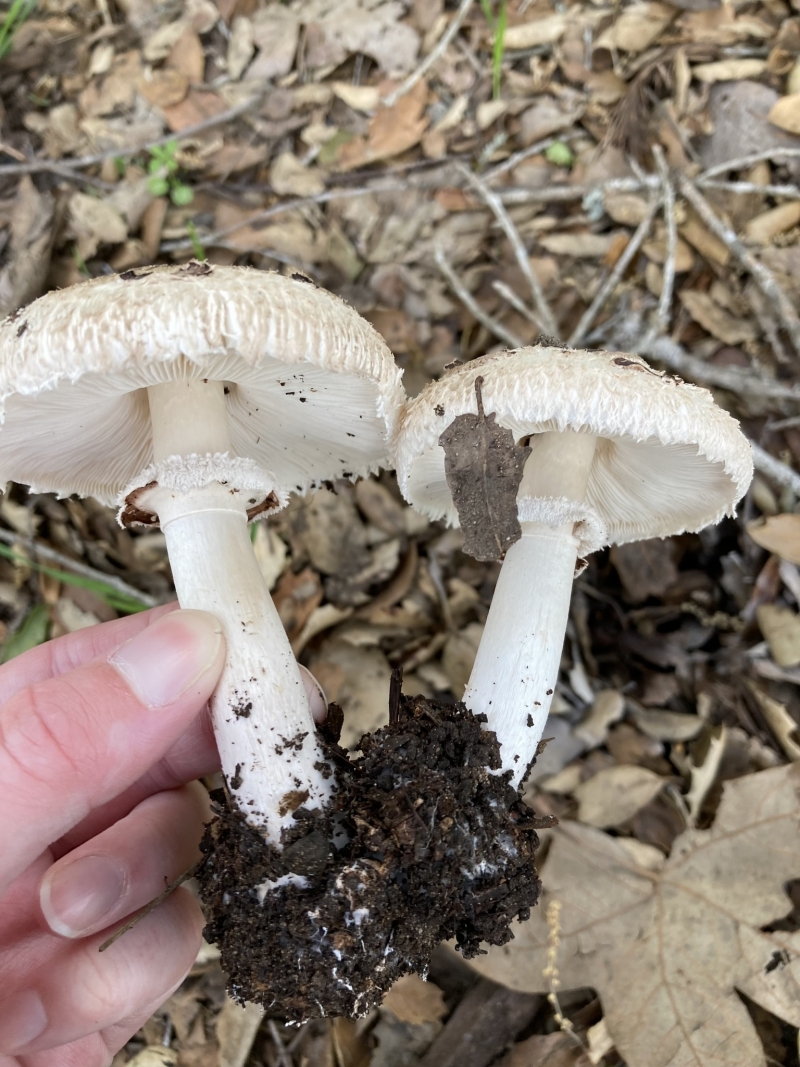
[197,692,542,1021]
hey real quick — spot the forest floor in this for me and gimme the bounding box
[4,0,800,1064]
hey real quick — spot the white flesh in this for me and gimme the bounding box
[146,378,331,844]
[463,430,597,786]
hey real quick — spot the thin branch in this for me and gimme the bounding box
[483,131,583,184]
[458,162,559,337]
[637,330,800,401]
[99,863,199,951]
[498,177,654,205]
[653,145,676,333]
[492,279,544,328]
[435,243,525,349]
[382,0,475,107]
[0,91,267,178]
[0,527,159,608]
[268,1020,294,1067]
[698,147,800,183]
[698,179,800,199]
[160,180,409,252]
[751,442,800,497]
[568,194,661,348]
[676,172,800,358]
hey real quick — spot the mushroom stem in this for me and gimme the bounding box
[463,429,596,786]
[146,378,331,845]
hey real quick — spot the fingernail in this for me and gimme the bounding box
[40,855,126,938]
[109,610,223,707]
[0,990,47,1053]
[300,665,328,724]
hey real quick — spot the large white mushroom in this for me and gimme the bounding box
[0,263,404,844]
[394,346,753,785]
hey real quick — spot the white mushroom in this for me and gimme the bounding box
[394,346,753,785]
[0,263,404,843]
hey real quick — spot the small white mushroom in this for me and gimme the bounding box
[394,346,753,785]
[0,264,404,844]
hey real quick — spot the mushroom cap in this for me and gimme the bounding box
[394,346,753,549]
[0,263,404,506]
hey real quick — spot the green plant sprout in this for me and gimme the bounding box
[2,602,49,662]
[479,0,507,100]
[545,141,575,168]
[186,219,207,261]
[0,0,37,61]
[147,140,194,206]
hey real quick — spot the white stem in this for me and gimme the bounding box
[146,379,331,845]
[463,430,596,787]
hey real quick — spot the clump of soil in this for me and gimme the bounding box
[197,691,542,1021]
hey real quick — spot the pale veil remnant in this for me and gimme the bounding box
[0,263,405,844]
[394,346,753,784]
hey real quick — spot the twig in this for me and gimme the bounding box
[698,179,800,199]
[0,91,267,178]
[0,527,159,608]
[498,177,655,206]
[652,145,676,333]
[99,863,199,951]
[435,243,525,349]
[483,131,583,184]
[636,331,800,401]
[268,1020,294,1067]
[751,443,800,497]
[161,180,409,252]
[767,414,800,431]
[676,172,800,358]
[698,148,800,183]
[458,163,559,337]
[568,194,661,348]
[492,279,543,326]
[382,0,476,108]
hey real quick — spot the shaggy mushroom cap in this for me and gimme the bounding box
[395,346,753,555]
[0,263,404,513]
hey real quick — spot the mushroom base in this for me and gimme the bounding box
[196,693,543,1021]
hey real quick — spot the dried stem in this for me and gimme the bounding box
[698,179,800,199]
[492,279,544,327]
[676,172,800,358]
[698,148,800,183]
[568,194,661,348]
[435,243,525,349]
[458,163,559,337]
[382,0,475,108]
[652,145,676,333]
[751,442,800,497]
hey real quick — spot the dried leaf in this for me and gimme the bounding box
[382,975,448,1025]
[748,514,800,564]
[0,176,55,317]
[757,603,800,667]
[679,290,757,345]
[631,707,704,742]
[126,1049,178,1067]
[747,683,800,761]
[503,14,568,49]
[270,151,326,197]
[439,378,531,562]
[574,764,668,827]
[216,998,264,1067]
[538,233,619,258]
[337,79,429,171]
[745,202,800,243]
[609,539,678,602]
[498,1031,590,1066]
[769,92,800,134]
[574,690,625,747]
[136,68,188,108]
[595,2,676,51]
[692,58,767,82]
[474,765,800,1067]
[227,16,254,80]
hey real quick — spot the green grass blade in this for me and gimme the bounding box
[0,543,149,614]
[492,0,507,100]
[2,603,50,662]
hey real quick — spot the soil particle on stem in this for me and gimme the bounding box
[197,692,543,1021]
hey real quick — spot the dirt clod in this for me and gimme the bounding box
[197,693,542,1021]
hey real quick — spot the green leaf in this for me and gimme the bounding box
[170,182,194,206]
[2,603,50,662]
[545,141,574,168]
[148,176,170,196]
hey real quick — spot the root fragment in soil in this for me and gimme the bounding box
[197,692,542,1021]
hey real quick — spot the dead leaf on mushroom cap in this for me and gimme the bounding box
[473,764,800,1067]
[439,377,531,562]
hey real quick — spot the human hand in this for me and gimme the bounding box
[0,606,327,1067]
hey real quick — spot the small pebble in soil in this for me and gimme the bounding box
[197,692,542,1021]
